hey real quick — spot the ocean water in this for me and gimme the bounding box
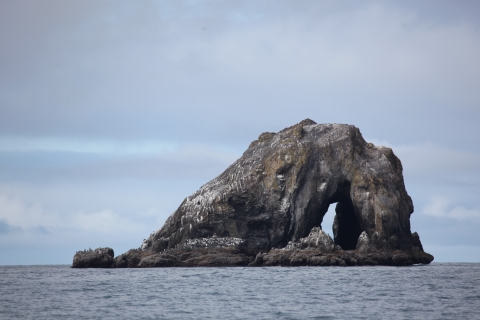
[1,264,479,319]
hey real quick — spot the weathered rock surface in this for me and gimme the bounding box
[73,120,434,267]
[72,247,114,268]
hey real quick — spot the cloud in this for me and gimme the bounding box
[0,137,178,154]
[0,194,145,234]
[0,1,479,148]
[422,196,480,221]
[0,144,240,184]
[394,143,480,176]
[0,219,22,234]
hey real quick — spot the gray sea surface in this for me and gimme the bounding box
[1,263,479,319]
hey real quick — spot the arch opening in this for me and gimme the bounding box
[303,181,363,250]
[320,204,336,239]
[331,199,362,250]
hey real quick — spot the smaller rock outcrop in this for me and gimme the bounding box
[356,231,372,253]
[283,227,336,252]
[72,247,114,268]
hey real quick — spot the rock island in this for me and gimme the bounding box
[73,119,434,267]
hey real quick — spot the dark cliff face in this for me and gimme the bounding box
[141,119,421,258]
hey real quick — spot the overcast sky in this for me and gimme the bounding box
[1,0,479,264]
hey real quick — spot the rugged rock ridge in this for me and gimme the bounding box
[72,119,433,267]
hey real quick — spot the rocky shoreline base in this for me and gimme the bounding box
[73,228,433,268]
